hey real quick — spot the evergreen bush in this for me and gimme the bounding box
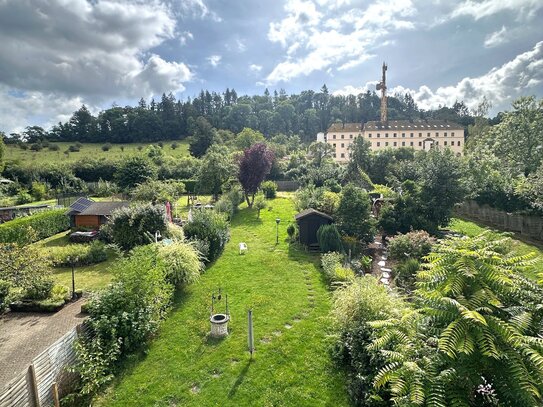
[0,209,70,244]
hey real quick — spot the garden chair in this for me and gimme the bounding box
[239,242,248,255]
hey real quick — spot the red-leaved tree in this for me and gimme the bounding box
[238,143,275,207]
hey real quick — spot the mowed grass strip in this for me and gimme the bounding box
[5,140,189,164]
[449,218,543,280]
[97,198,348,407]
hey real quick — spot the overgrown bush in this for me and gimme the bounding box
[101,143,112,152]
[321,252,354,284]
[336,184,375,244]
[0,209,70,244]
[286,222,298,242]
[131,180,185,204]
[16,190,32,205]
[158,242,203,287]
[73,245,173,396]
[183,210,229,263]
[387,230,435,262]
[261,180,277,199]
[48,241,110,267]
[92,179,119,197]
[30,181,48,201]
[317,224,342,252]
[108,204,168,250]
[394,258,420,292]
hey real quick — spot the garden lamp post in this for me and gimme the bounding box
[155,230,162,243]
[275,218,281,244]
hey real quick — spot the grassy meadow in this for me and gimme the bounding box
[5,141,189,164]
[96,197,349,407]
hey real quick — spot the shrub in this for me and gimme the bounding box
[170,142,178,150]
[158,242,203,287]
[254,194,267,218]
[0,280,11,313]
[30,181,48,201]
[320,191,340,215]
[48,144,60,151]
[336,184,375,244]
[0,209,70,244]
[16,190,33,205]
[214,197,234,219]
[92,179,119,197]
[30,143,43,151]
[321,252,354,284]
[131,180,185,204]
[224,184,244,213]
[114,156,156,191]
[387,230,435,262]
[394,258,420,291]
[73,158,118,182]
[261,181,277,199]
[101,143,112,152]
[74,245,173,395]
[317,224,342,253]
[108,204,168,250]
[68,145,80,152]
[48,241,109,267]
[183,210,229,263]
[166,223,184,241]
[286,222,298,242]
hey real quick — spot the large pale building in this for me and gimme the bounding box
[326,119,465,162]
[325,63,465,162]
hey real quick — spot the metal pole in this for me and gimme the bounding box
[248,309,254,358]
[276,223,279,244]
[71,261,76,300]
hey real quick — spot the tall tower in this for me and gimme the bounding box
[376,62,388,123]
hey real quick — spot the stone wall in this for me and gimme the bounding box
[454,201,543,242]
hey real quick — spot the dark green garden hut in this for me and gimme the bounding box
[295,208,333,246]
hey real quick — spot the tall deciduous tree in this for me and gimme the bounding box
[238,143,274,207]
[335,184,375,243]
[188,116,216,158]
[114,156,156,190]
[197,145,235,201]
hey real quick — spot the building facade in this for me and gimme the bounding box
[325,119,465,163]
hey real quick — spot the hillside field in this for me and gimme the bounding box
[4,141,190,164]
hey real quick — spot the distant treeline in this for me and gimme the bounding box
[4,86,495,145]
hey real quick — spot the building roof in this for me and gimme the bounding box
[363,119,463,131]
[66,197,95,216]
[294,208,333,221]
[327,122,363,133]
[77,202,129,216]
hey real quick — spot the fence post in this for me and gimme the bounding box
[28,364,40,407]
[52,382,60,407]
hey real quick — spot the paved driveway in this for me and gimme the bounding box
[0,299,86,390]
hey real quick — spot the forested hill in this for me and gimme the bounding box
[8,86,483,144]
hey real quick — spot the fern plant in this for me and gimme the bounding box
[370,232,543,406]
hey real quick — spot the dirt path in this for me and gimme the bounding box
[0,299,87,390]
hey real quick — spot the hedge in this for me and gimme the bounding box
[0,209,70,244]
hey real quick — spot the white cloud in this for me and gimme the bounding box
[237,39,247,52]
[207,55,222,67]
[179,31,194,45]
[333,41,543,111]
[0,0,193,133]
[179,0,222,22]
[249,64,263,72]
[484,26,508,48]
[265,0,416,84]
[450,0,542,21]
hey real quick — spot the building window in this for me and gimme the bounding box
[435,132,439,137]
[418,141,422,146]
[435,141,439,145]
[458,140,461,146]
[333,134,336,139]
[377,133,380,138]
[394,142,397,146]
[402,141,405,146]
[450,141,454,146]
[350,134,353,139]
[341,153,345,158]
[410,142,413,146]
[452,132,455,136]
[385,133,389,137]
[377,142,381,147]
[410,133,414,137]
[340,143,344,148]
[333,143,336,148]
[444,141,447,146]
[341,134,344,139]
[385,142,389,146]
[393,133,397,137]
[402,133,405,137]
[368,133,372,138]
[427,132,430,137]
[419,133,422,137]
[444,132,448,137]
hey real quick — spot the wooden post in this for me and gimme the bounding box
[28,364,40,407]
[52,382,60,407]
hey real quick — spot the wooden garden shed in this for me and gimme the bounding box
[66,197,128,229]
[295,208,333,246]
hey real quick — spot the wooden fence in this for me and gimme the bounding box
[454,200,543,242]
[0,326,82,407]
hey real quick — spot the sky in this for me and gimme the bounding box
[0,0,542,134]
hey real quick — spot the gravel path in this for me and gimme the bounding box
[0,299,87,390]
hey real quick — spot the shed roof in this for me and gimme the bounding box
[66,197,95,215]
[294,208,333,221]
[77,202,129,216]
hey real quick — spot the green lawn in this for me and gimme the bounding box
[96,198,348,407]
[449,218,543,280]
[34,231,115,291]
[5,140,189,164]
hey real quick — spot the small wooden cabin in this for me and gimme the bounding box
[67,197,128,229]
[295,208,333,246]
